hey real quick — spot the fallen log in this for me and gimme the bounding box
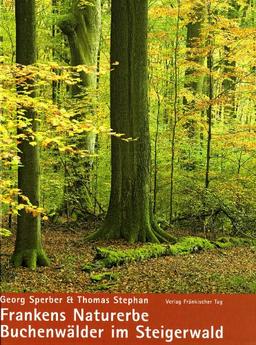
[82,236,219,271]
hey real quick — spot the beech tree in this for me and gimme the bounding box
[11,0,50,269]
[59,0,101,91]
[88,0,175,243]
[184,1,206,108]
[1,0,255,248]
[222,1,246,122]
[58,0,101,216]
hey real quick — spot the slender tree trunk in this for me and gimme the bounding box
[222,46,236,121]
[88,0,175,243]
[0,0,4,59]
[0,24,6,231]
[169,0,180,223]
[52,0,61,104]
[12,0,49,269]
[153,94,160,215]
[205,7,214,190]
[0,36,3,57]
[205,53,213,189]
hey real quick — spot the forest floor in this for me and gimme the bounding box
[1,222,256,293]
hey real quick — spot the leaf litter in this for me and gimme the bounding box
[1,224,255,293]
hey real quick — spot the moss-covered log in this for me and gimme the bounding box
[82,236,256,271]
[95,237,215,268]
[95,244,170,268]
[214,236,256,249]
[83,237,214,270]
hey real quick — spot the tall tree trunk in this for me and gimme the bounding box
[183,0,206,137]
[222,46,236,121]
[222,0,246,122]
[59,0,101,217]
[88,0,175,243]
[169,0,180,223]
[205,52,213,189]
[12,0,50,269]
[205,5,214,190]
[52,0,61,104]
[153,93,161,215]
[181,1,206,173]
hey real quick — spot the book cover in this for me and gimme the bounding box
[1,0,255,344]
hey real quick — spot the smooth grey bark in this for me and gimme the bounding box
[12,0,50,269]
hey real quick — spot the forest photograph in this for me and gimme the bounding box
[0,0,256,293]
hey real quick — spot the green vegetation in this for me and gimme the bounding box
[90,272,119,283]
[1,228,255,293]
[0,0,255,293]
[82,236,255,270]
[214,237,256,249]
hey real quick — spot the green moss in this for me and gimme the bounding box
[167,237,215,256]
[214,237,256,249]
[90,272,119,283]
[81,262,103,272]
[214,273,256,293]
[11,249,50,270]
[214,241,233,249]
[82,236,255,271]
[95,244,168,268]
[92,237,214,268]
[82,263,95,272]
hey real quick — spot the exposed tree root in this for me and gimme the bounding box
[86,221,176,244]
[11,249,50,270]
[86,224,121,241]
